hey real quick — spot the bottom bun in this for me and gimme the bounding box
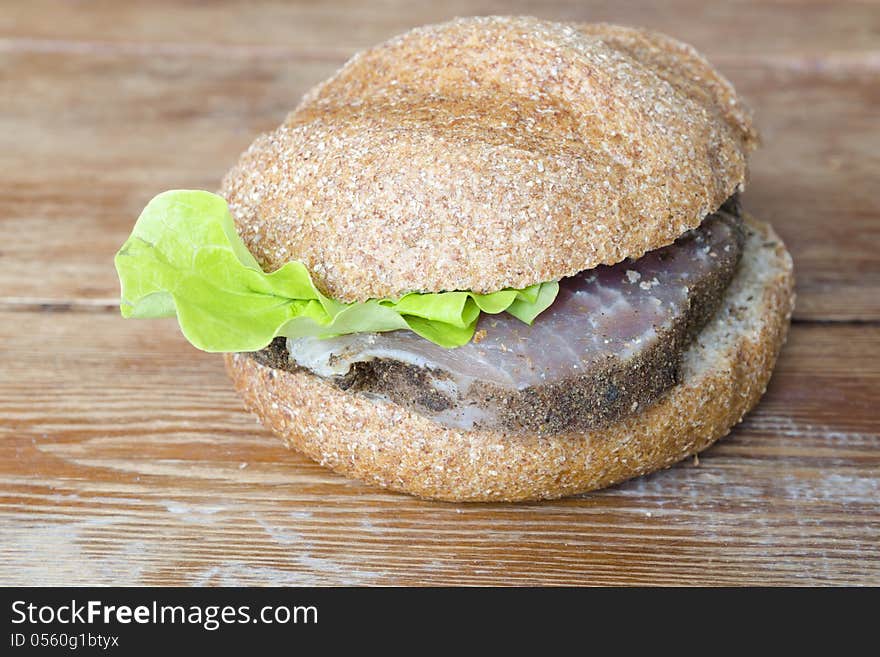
[225,213,795,502]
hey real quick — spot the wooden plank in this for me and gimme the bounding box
[2,0,878,59]
[744,66,880,321]
[1,311,877,585]
[0,48,878,319]
[0,50,337,303]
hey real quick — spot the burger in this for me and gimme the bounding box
[115,16,794,501]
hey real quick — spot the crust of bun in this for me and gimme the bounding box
[225,213,794,502]
[221,16,757,303]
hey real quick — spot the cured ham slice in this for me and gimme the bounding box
[257,202,744,434]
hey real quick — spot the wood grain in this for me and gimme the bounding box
[3,0,879,58]
[0,0,878,585]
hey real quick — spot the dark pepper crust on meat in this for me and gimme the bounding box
[248,197,744,435]
[474,196,745,433]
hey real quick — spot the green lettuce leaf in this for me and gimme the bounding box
[114,190,559,351]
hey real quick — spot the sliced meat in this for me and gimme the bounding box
[252,199,745,435]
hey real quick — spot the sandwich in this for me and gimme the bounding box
[114,16,794,501]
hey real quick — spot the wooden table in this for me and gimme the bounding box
[1,1,878,586]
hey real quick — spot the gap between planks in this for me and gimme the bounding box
[0,299,877,326]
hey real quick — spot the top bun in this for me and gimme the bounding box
[221,16,757,303]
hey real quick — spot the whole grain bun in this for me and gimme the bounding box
[221,16,758,303]
[225,214,794,502]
